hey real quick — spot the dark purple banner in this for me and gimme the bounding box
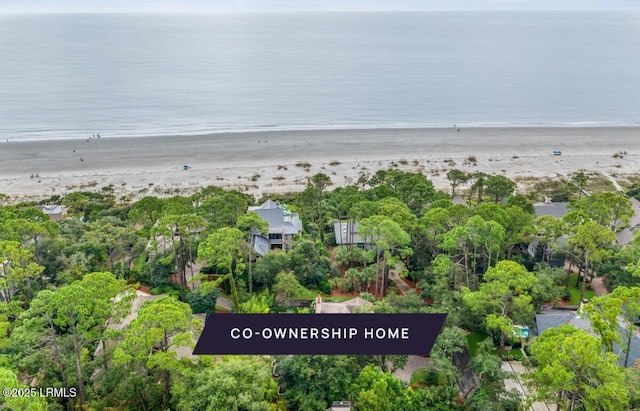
[193,314,447,355]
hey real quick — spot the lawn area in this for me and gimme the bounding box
[466,330,489,358]
[565,272,596,305]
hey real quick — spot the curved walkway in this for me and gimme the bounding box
[590,276,609,297]
[564,261,609,297]
[216,295,233,310]
[392,355,430,383]
[388,266,413,296]
[502,361,552,411]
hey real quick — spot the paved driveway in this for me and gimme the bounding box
[392,355,430,383]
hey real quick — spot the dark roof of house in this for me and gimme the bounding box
[536,311,593,334]
[616,228,636,246]
[628,198,640,228]
[614,198,640,245]
[536,310,640,368]
[252,235,271,257]
[533,202,569,219]
[256,199,278,210]
[248,200,302,235]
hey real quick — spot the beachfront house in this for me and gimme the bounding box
[247,199,302,256]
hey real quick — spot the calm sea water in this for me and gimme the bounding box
[0,11,639,140]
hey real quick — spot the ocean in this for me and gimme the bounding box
[0,11,638,140]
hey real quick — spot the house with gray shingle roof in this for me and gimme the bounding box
[252,235,271,258]
[247,200,302,255]
[535,309,640,368]
[616,197,640,245]
[533,199,568,219]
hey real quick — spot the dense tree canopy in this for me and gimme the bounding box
[1,168,638,410]
[527,325,629,410]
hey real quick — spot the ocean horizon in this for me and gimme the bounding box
[1,11,639,141]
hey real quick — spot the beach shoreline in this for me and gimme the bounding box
[4,123,639,144]
[1,126,639,202]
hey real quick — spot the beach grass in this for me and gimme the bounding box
[583,172,616,193]
[615,173,640,191]
[519,176,571,202]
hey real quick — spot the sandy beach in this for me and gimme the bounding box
[1,127,639,202]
